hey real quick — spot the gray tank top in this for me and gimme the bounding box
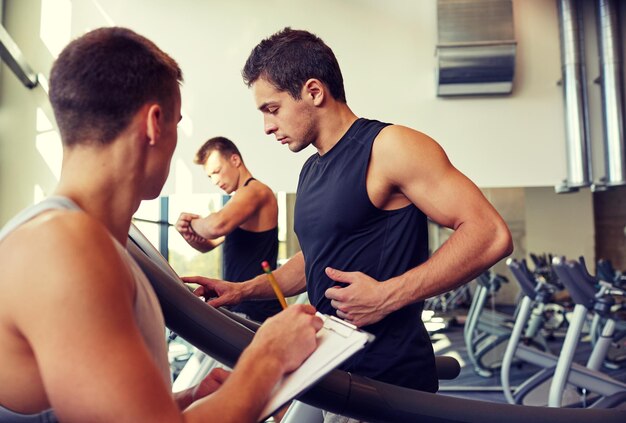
[0,196,171,422]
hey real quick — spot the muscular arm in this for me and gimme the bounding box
[190,186,265,239]
[326,126,513,326]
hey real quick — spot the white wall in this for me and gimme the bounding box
[86,0,568,192]
[0,0,57,224]
[525,186,595,265]
[71,0,626,192]
[1,0,623,220]
[0,1,576,190]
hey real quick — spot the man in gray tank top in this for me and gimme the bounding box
[188,28,514,423]
[0,27,322,422]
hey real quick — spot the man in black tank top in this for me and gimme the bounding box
[187,28,513,423]
[175,136,282,322]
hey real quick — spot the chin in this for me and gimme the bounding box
[143,189,162,201]
[289,142,308,153]
[143,180,167,200]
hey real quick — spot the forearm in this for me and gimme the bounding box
[386,219,512,309]
[185,235,224,253]
[182,346,284,422]
[242,252,307,299]
[191,214,230,239]
[203,236,225,250]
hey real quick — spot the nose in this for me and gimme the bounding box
[264,116,277,135]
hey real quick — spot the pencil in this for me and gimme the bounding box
[262,260,288,310]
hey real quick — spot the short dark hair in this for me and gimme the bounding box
[49,27,183,146]
[194,136,243,165]
[242,27,346,103]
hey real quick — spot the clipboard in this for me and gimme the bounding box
[259,312,375,420]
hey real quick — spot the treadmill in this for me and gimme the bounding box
[127,225,625,423]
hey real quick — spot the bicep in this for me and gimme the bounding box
[411,164,494,230]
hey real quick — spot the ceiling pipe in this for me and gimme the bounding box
[595,0,625,188]
[556,0,592,193]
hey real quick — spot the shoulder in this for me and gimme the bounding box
[375,124,449,160]
[25,210,123,263]
[376,125,444,151]
[371,125,453,184]
[242,178,277,205]
[2,208,113,260]
[1,210,135,319]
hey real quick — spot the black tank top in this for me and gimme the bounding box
[294,118,437,391]
[223,178,282,322]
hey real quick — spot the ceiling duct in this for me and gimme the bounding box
[556,0,592,193]
[595,0,625,188]
[436,0,516,96]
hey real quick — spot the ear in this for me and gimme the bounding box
[145,104,163,146]
[230,153,242,167]
[303,78,324,106]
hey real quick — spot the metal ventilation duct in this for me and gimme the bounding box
[436,0,516,96]
[596,0,625,187]
[556,0,592,192]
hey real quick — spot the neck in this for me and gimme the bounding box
[236,166,253,191]
[313,102,358,156]
[54,143,143,245]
